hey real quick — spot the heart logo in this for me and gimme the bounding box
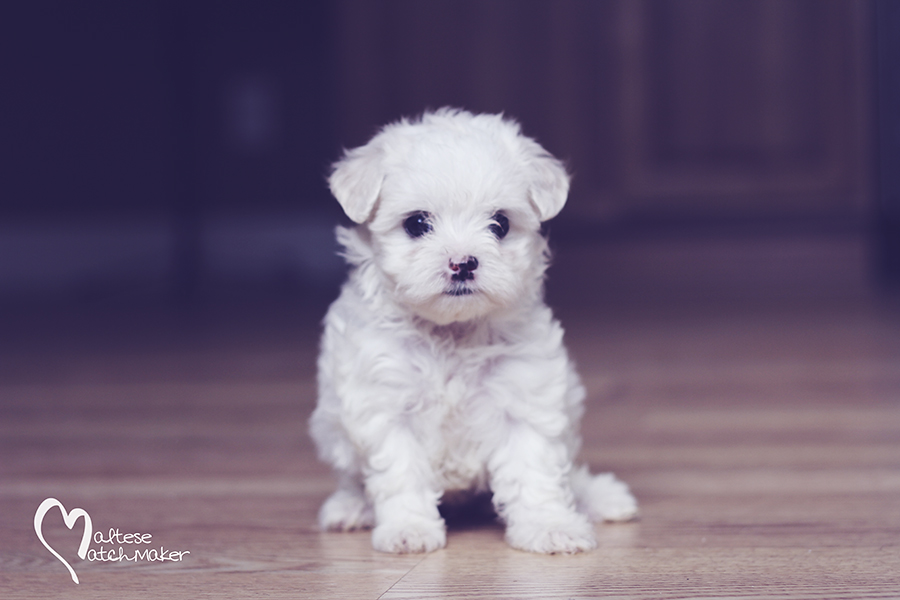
[34,497,92,584]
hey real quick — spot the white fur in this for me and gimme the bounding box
[310,109,637,554]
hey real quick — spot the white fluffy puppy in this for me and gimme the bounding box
[310,108,636,554]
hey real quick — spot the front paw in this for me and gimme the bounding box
[372,518,447,554]
[505,513,598,554]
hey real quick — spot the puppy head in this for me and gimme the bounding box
[329,108,569,325]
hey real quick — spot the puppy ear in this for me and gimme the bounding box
[329,144,385,223]
[527,148,570,222]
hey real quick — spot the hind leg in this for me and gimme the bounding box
[572,466,638,522]
[319,473,375,531]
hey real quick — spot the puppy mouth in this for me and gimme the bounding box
[444,284,474,296]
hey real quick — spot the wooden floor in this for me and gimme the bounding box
[1,245,899,598]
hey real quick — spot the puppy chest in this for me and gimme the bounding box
[434,416,487,492]
[429,373,491,491]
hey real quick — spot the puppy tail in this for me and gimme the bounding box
[571,465,639,522]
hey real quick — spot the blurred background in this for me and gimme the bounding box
[0,0,897,340]
[3,5,900,593]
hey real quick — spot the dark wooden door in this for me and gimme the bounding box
[333,0,871,227]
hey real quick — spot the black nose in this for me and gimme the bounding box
[450,256,478,281]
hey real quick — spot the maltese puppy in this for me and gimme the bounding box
[310,108,637,554]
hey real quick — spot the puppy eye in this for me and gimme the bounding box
[489,212,509,239]
[403,211,432,238]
